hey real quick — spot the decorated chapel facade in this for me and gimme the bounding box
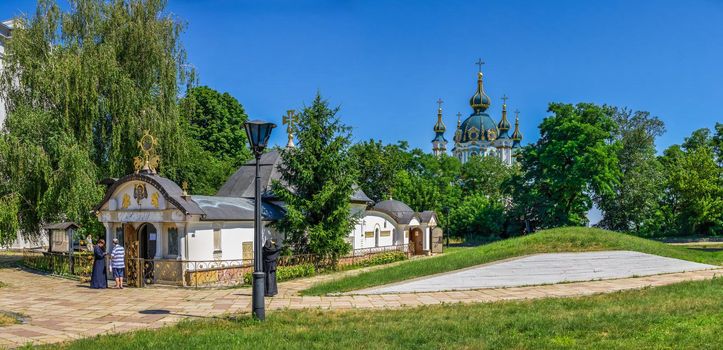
[431,62,523,165]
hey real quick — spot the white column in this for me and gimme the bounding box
[423,226,430,252]
[154,224,162,259]
[104,223,112,253]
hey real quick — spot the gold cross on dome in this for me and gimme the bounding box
[282,110,299,148]
[475,58,485,72]
[282,110,298,128]
[436,98,444,110]
[501,94,509,105]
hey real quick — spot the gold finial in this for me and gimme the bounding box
[498,95,511,132]
[456,112,462,127]
[133,130,160,174]
[512,109,523,141]
[181,181,189,197]
[282,110,299,148]
[434,99,446,133]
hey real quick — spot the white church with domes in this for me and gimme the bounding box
[432,61,523,165]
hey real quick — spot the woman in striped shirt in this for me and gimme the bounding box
[111,238,125,289]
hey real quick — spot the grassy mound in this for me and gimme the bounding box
[43,278,723,349]
[302,227,722,296]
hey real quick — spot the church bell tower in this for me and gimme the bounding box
[431,98,448,157]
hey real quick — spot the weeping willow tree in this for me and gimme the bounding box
[0,0,211,241]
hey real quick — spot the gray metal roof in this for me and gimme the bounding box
[351,184,373,204]
[216,150,284,198]
[374,199,413,213]
[191,196,284,221]
[217,149,374,204]
[43,222,80,231]
[373,199,419,224]
[420,211,437,224]
[94,172,204,216]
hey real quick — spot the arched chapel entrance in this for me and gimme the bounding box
[122,223,157,287]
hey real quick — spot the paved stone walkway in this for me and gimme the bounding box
[356,251,717,294]
[0,254,720,348]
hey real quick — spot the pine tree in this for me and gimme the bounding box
[272,94,358,259]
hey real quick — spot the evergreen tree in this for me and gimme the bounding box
[272,94,358,259]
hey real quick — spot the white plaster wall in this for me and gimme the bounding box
[220,223,254,260]
[187,223,215,261]
[186,221,280,261]
[360,214,396,248]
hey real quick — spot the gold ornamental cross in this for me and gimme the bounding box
[282,110,299,148]
[133,130,160,174]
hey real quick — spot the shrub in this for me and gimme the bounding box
[243,263,316,284]
[347,251,407,269]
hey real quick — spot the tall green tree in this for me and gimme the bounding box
[447,193,505,237]
[349,139,407,203]
[180,86,251,167]
[393,153,462,229]
[272,94,358,258]
[179,86,252,194]
[459,155,514,198]
[712,123,723,165]
[596,108,665,235]
[0,0,201,237]
[509,103,620,230]
[659,129,723,236]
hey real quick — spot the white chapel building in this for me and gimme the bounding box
[94,134,441,286]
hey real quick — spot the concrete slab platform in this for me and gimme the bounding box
[354,251,717,294]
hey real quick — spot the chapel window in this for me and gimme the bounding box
[115,227,124,247]
[167,227,179,256]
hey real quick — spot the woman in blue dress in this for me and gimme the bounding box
[90,239,108,289]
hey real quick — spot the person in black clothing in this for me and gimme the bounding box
[262,239,283,297]
[90,239,108,289]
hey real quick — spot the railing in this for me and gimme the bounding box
[21,249,95,280]
[22,244,412,288]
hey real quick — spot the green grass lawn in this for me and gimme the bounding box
[41,278,723,350]
[303,227,723,296]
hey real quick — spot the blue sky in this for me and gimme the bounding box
[2,0,722,152]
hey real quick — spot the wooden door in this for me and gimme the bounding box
[124,224,142,287]
[411,229,423,255]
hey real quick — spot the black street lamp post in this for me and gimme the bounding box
[244,119,276,321]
